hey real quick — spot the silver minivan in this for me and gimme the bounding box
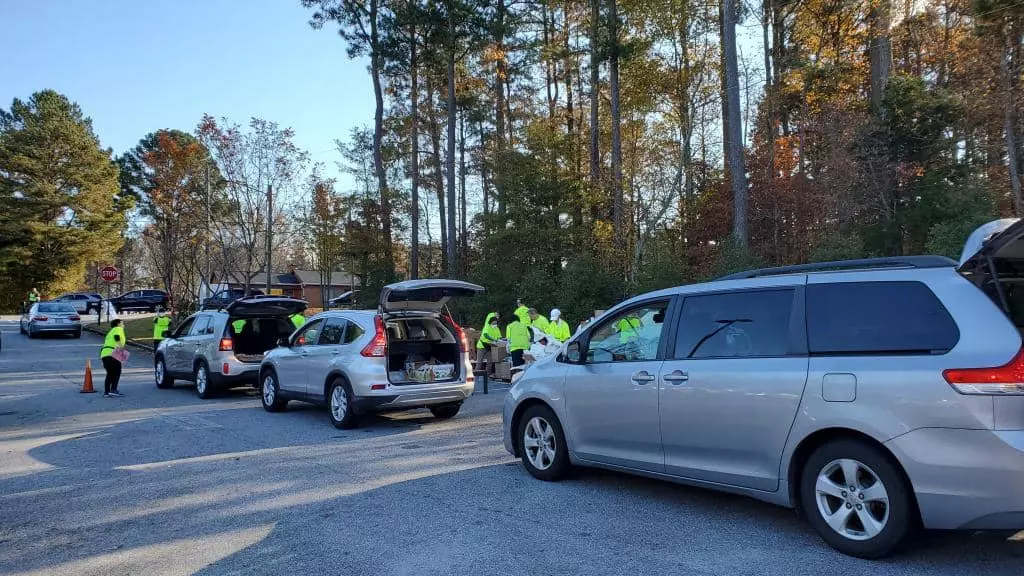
[503,219,1024,558]
[155,297,307,398]
[259,279,481,429]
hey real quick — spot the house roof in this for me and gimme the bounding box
[293,269,360,287]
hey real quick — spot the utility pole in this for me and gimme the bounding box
[265,184,273,292]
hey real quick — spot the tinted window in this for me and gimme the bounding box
[189,315,211,336]
[344,322,365,344]
[806,281,958,355]
[586,301,669,362]
[294,319,324,346]
[674,289,795,359]
[319,319,346,345]
[38,303,76,313]
[174,317,195,338]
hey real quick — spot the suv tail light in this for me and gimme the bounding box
[32,315,48,321]
[69,315,80,321]
[361,315,387,357]
[219,337,233,351]
[943,348,1024,395]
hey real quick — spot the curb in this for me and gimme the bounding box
[83,325,155,354]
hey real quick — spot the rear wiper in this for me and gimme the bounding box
[686,319,751,358]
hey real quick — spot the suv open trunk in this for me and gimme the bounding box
[385,316,461,385]
[229,317,294,362]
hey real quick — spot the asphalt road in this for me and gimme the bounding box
[0,317,1021,576]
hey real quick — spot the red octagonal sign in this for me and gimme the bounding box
[100,266,120,283]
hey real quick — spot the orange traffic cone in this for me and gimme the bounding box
[80,359,96,394]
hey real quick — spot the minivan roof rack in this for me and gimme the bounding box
[718,256,957,281]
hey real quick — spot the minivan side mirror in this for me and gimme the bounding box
[563,341,583,364]
[277,337,291,348]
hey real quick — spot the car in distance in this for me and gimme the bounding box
[109,289,171,313]
[20,302,82,338]
[259,279,481,429]
[200,288,265,310]
[53,292,103,314]
[154,297,307,399]
[503,219,1024,559]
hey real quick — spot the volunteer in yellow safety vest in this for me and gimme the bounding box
[617,314,642,344]
[529,308,549,335]
[475,312,502,370]
[290,313,305,329]
[153,308,171,348]
[506,313,531,367]
[100,319,126,397]
[514,299,531,326]
[548,308,571,342]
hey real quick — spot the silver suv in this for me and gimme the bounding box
[259,280,481,429]
[154,297,307,399]
[502,219,1024,558]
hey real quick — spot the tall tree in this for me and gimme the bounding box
[869,0,893,116]
[608,0,625,254]
[722,0,748,245]
[0,90,127,308]
[304,0,396,277]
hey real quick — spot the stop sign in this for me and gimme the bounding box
[100,266,120,283]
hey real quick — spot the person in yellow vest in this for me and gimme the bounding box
[476,312,502,371]
[25,287,40,313]
[514,299,531,326]
[548,308,571,342]
[529,308,549,335]
[506,312,531,367]
[153,307,171,349]
[617,313,643,344]
[232,319,247,334]
[100,319,126,397]
[290,313,305,330]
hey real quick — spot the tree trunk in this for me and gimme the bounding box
[723,0,749,246]
[459,113,468,273]
[445,39,458,275]
[410,29,420,279]
[1002,35,1024,215]
[719,0,731,179]
[369,0,394,274]
[494,0,508,216]
[427,77,449,274]
[609,0,624,250]
[589,0,601,222]
[869,0,892,117]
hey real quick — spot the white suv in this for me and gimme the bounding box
[258,279,482,428]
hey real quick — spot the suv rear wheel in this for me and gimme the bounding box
[194,362,215,399]
[261,370,288,412]
[327,378,357,429]
[429,402,462,419]
[799,439,917,558]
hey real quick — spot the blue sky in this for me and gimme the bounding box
[1,0,374,185]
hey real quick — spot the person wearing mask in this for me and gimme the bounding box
[548,308,571,342]
[529,308,550,335]
[289,312,305,330]
[152,308,171,349]
[506,312,531,367]
[514,299,531,326]
[475,312,502,371]
[100,319,126,397]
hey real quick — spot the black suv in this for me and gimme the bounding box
[201,288,265,310]
[110,289,171,313]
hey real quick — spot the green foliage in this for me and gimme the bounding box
[809,233,868,263]
[0,90,127,311]
[712,237,767,279]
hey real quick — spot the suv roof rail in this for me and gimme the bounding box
[718,255,957,281]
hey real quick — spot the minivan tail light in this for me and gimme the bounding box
[943,348,1024,395]
[361,315,387,357]
[447,314,469,352]
[219,337,233,351]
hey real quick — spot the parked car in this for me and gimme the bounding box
[200,288,264,310]
[109,289,171,313]
[503,219,1024,559]
[53,292,103,314]
[259,279,482,429]
[20,302,82,338]
[153,297,306,399]
[327,290,359,307]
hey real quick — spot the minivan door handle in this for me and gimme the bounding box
[630,370,656,385]
[663,370,689,384]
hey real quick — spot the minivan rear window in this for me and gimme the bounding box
[806,281,959,355]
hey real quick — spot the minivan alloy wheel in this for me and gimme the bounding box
[523,416,557,471]
[815,458,890,541]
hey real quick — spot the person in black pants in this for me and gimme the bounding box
[100,319,125,397]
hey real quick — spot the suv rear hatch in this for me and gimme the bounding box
[377,280,484,385]
[954,219,1024,428]
[225,297,307,363]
